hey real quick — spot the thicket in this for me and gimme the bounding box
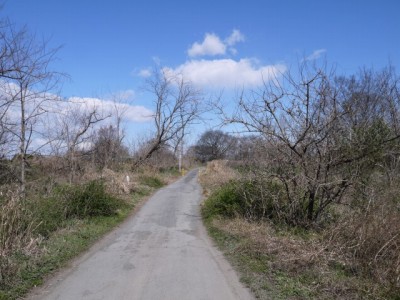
[0,179,125,289]
[34,180,125,236]
[203,63,400,296]
[202,179,286,222]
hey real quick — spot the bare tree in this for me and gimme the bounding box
[194,130,237,163]
[92,124,129,170]
[221,61,400,224]
[0,20,63,194]
[55,101,108,183]
[133,69,202,168]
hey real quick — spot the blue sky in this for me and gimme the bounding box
[3,0,400,141]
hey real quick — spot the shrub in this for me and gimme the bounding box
[61,180,124,218]
[34,194,66,236]
[202,178,289,224]
[0,191,41,288]
[238,179,286,221]
[34,180,125,236]
[139,175,164,188]
[327,201,400,296]
[202,181,243,220]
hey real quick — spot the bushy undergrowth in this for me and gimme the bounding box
[200,160,400,298]
[202,178,291,224]
[0,192,41,289]
[138,175,164,188]
[327,200,400,296]
[202,181,243,219]
[0,180,126,293]
[58,180,124,218]
[34,180,125,236]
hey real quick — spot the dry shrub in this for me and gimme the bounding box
[327,201,400,294]
[213,218,377,299]
[199,160,239,195]
[81,168,137,196]
[0,191,42,287]
[214,218,324,273]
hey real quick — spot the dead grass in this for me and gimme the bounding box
[326,202,400,295]
[200,160,399,299]
[198,160,240,196]
[82,166,179,200]
[211,217,386,299]
[0,191,43,288]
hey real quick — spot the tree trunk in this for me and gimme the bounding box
[19,85,26,196]
[307,190,316,221]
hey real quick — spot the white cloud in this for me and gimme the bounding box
[187,29,246,58]
[123,105,153,122]
[164,59,286,89]
[188,33,226,57]
[139,68,152,78]
[225,29,245,46]
[306,49,327,61]
[68,96,153,123]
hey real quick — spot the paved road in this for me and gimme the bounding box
[27,169,253,300]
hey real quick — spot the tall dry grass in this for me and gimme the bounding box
[198,160,240,195]
[327,200,400,293]
[0,190,42,287]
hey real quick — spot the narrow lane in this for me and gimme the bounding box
[27,169,253,300]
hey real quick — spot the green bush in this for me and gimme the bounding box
[34,180,124,236]
[34,195,66,236]
[202,179,287,222]
[202,181,244,220]
[62,180,124,218]
[139,175,164,188]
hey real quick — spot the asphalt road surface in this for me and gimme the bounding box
[27,169,253,300]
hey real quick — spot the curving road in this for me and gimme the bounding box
[27,169,253,300]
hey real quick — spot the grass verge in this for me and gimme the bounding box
[0,172,175,300]
[203,217,394,300]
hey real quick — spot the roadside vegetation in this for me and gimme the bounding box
[0,162,181,300]
[2,3,399,300]
[198,61,400,300]
[0,11,197,300]
[200,160,400,299]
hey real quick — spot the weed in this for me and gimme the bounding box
[61,180,125,218]
[202,181,243,219]
[32,180,125,236]
[138,175,164,188]
[0,191,41,290]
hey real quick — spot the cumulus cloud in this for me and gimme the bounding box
[68,96,153,123]
[187,29,245,57]
[225,29,245,46]
[188,33,226,57]
[164,59,286,89]
[306,49,327,61]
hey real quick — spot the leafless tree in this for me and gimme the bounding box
[133,69,202,168]
[92,124,129,170]
[194,130,237,163]
[0,20,64,194]
[54,101,108,183]
[221,60,400,224]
